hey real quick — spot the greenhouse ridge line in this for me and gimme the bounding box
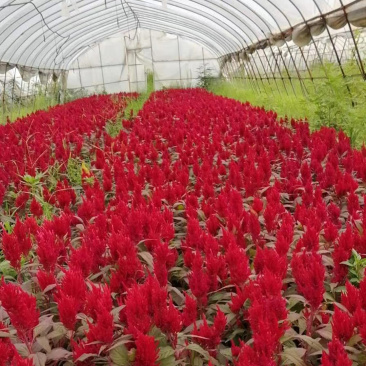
[219,0,364,66]
[0,0,229,69]
[2,0,366,112]
[0,0,241,69]
[2,0,363,71]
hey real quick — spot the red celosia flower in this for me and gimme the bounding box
[235,272,288,366]
[295,226,320,252]
[4,87,366,365]
[331,307,354,343]
[55,180,76,208]
[359,277,366,310]
[1,217,34,270]
[153,241,178,287]
[341,281,360,314]
[291,250,325,310]
[181,293,197,327]
[72,339,98,366]
[1,230,22,269]
[85,284,112,322]
[124,276,182,338]
[192,308,227,351]
[324,220,339,243]
[12,353,34,366]
[59,269,86,303]
[320,338,352,366]
[0,280,39,342]
[226,244,250,286]
[254,247,287,279]
[188,253,210,305]
[36,228,62,271]
[15,188,30,209]
[124,284,153,336]
[87,307,114,344]
[263,204,277,233]
[230,285,249,314]
[252,197,263,214]
[42,187,56,205]
[69,244,93,278]
[57,293,80,330]
[206,214,221,235]
[55,270,86,330]
[134,333,160,366]
[0,321,16,365]
[333,225,354,283]
[248,212,261,240]
[36,270,56,292]
[30,198,43,217]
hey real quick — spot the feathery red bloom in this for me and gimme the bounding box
[226,244,250,286]
[332,307,354,343]
[134,333,160,366]
[320,338,352,366]
[291,250,325,310]
[0,281,39,341]
[30,198,43,217]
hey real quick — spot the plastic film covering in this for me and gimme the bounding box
[219,0,366,72]
[67,29,219,93]
[0,0,363,70]
[1,0,366,114]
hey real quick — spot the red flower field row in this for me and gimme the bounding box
[0,89,366,366]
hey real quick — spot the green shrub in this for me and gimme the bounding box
[208,60,366,147]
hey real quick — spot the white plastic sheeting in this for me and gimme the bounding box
[219,1,366,71]
[0,68,43,102]
[67,29,219,93]
[221,29,366,80]
[0,0,362,71]
[1,0,366,99]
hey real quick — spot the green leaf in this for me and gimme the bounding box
[0,331,11,339]
[281,347,307,366]
[348,334,362,347]
[108,336,132,351]
[316,327,332,340]
[148,326,168,347]
[138,251,154,269]
[186,344,210,360]
[36,336,51,353]
[296,335,324,351]
[14,343,30,357]
[219,348,233,361]
[193,356,204,366]
[340,261,352,267]
[158,346,175,360]
[33,316,53,338]
[46,348,72,361]
[75,353,97,363]
[46,323,67,341]
[30,353,47,366]
[110,344,130,366]
[158,346,176,366]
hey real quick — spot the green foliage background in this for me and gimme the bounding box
[207,60,366,147]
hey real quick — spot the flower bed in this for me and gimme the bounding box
[0,89,366,365]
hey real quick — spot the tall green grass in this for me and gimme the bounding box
[0,93,59,125]
[208,61,366,147]
[106,72,155,137]
[124,71,155,117]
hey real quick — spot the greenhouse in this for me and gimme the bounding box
[1,1,366,365]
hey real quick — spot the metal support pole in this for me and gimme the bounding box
[177,35,182,87]
[149,30,156,91]
[339,0,366,79]
[98,43,106,92]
